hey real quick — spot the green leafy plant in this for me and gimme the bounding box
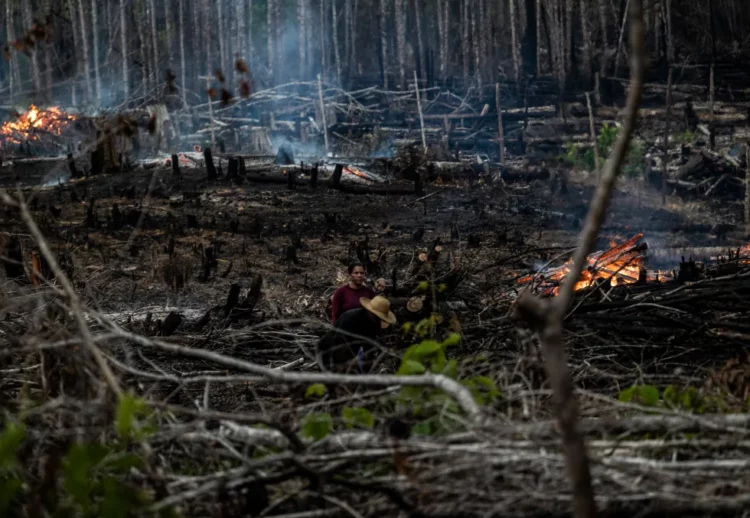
[342,407,375,429]
[62,443,148,516]
[300,413,333,440]
[623,139,646,178]
[618,384,660,406]
[0,422,25,513]
[598,123,619,155]
[116,393,157,442]
[305,384,327,398]
[676,129,696,145]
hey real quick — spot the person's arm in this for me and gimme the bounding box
[330,287,343,324]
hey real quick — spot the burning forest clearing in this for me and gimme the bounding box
[3,1,750,516]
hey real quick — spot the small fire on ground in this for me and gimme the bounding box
[518,233,673,296]
[1,105,77,145]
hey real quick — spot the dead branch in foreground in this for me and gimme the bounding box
[514,1,646,517]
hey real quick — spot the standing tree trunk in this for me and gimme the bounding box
[179,0,186,104]
[148,0,159,85]
[598,0,608,48]
[217,0,226,77]
[379,0,388,88]
[564,0,573,78]
[136,0,152,94]
[471,0,480,87]
[509,0,521,83]
[164,0,173,72]
[395,0,406,89]
[664,0,673,63]
[164,0,174,70]
[119,0,129,100]
[579,0,592,83]
[536,0,542,74]
[90,0,102,104]
[437,0,445,81]
[22,0,42,99]
[344,0,351,79]
[461,0,469,82]
[320,0,328,77]
[247,0,254,59]
[298,0,307,79]
[414,0,425,83]
[6,0,20,102]
[332,0,341,84]
[268,0,276,83]
[77,0,93,101]
[352,0,359,77]
[237,0,246,62]
[191,0,201,88]
[43,0,53,101]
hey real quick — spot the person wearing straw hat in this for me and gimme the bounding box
[317,295,397,373]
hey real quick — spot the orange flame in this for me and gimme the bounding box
[344,165,369,179]
[518,234,671,296]
[1,105,76,145]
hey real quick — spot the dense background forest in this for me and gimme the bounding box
[3,0,750,108]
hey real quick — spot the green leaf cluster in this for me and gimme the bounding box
[300,406,375,441]
[116,393,157,441]
[619,384,748,414]
[0,415,160,517]
[0,422,25,513]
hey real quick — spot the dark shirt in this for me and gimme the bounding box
[331,284,375,324]
[317,308,380,372]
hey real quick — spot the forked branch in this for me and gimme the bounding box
[514,1,646,517]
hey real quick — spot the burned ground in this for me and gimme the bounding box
[2,139,750,516]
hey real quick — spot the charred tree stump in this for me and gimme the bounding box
[285,242,299,264]
[90,148,104,176]
[171,154,181,176]
[85,200,98,228]
[330,163,343,188]
[414,172,424,196]
[287,168,296,189]
[227,157,239,179]
[243,273,263,313]
[200,246,218,281]
[238,156,247,176]
[3,236,25,280]
[225,283,241,314]
[187,214,199,228]
[311,164,319,188]
[67,153,80,179]
[205,148,218,180]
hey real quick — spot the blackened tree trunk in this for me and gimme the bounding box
[77,0,93,101]
[414,0,426,82]
[509,0,521,83]
[90,0,102,103]
[332,0,341,84]
[179,0,186,104]
[148,0,159,84]
[395,0,406,89]
[164,0,173,72]
[267,0,276,83]
[298,0,308,79]
[579,0,592,82]
[120,0,129,99]
[22,0,42,99]
[379,0,388,88]
[461,0,469,81]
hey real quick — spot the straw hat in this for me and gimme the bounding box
[360,296,397,326]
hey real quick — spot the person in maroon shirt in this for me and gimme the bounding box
[330,261,382,324]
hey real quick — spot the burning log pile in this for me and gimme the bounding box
[0,105,78,152]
